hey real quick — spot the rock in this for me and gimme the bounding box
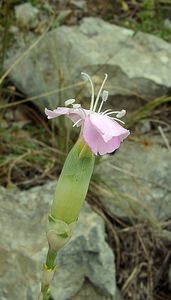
[70,281,110,300]
[0,182,117,300]
[135,119,151,133]
[5,18,171,112]
[169,265,171,290]
[9,25,20,35]
[70,281,123,300]
[71,0,87,10]
[94,138,171,222]
[52,204,116,300]
[15,3,39,29]
[164,19,171,30]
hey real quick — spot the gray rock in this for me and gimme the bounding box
[52,203,116,300]
[71,0,87,10]
[5,18,171,112]
[169,265,171,290]
[0,182,117,300]
[15,3,39,28]
[164,19,171,30]
[9,25,20,35]
[70,281,123,300]
[136,119,151,133]
[94,138,171,222]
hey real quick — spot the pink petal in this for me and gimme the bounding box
[98,136,120,155]
[90,113,130,142]
[45,107,70,119]
[45,107,84,126]
[83,117,100,155]
[83,117,122,155]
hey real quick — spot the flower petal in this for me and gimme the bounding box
[45,107,85,126]
[98,136,120,155]
[89,113,130,142]
[83,117,122,155]
[45,107,70,119]
[83,117,100,155]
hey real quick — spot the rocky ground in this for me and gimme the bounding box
[0,1,171,300]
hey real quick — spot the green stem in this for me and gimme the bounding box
[38,248,57,300]
[46,249,57,269]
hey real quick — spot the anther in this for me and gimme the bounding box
[116,109,126,118]
[98,90,109,113]
[65,99,75,106]
[73,104,81,109]
[102,90,108,102]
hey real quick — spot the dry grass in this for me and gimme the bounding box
[0,102,66,188]
[89,190,171,300]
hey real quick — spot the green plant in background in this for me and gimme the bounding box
[136,0,171,39]
[38,73,130,300]
[117,0,171,41]
[126,94,171,128]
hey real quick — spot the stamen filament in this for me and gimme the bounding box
[97,100,104,113]
[101,109,112,115]
[81,72,95,111]
[78,108,87,118]
[109,117,125,124]
[73,119,82,127]
[93,74,108,112]
[105,111,121,116]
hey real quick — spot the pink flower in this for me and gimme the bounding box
[45,73,130,155]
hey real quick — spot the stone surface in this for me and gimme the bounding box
[95,138,171,222]
[169,265,171,291]
[135,119,151,133]
[164,19,171,30]
[15,3,39,29]
[5,17,171,112]
[70,281,123,300]
[71,0,87,10]
[0,182,116,300]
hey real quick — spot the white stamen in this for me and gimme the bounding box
[102,90,109,102]
[104,109,126,118]
[73,119,82,127]
[73,104,81,109]
[65,99,75,106]
[78,107,87,118]
[109,117,125,124]
[81,72,95,111]
[101,109,112,115]
[93,73,108,112]
[97,90,109,113]
[116,109,126,118]
[105,111,121,116]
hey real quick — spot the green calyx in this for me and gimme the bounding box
[47,214,76,252]
[51,138,95,224]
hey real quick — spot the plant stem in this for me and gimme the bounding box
[38,248,57,300]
